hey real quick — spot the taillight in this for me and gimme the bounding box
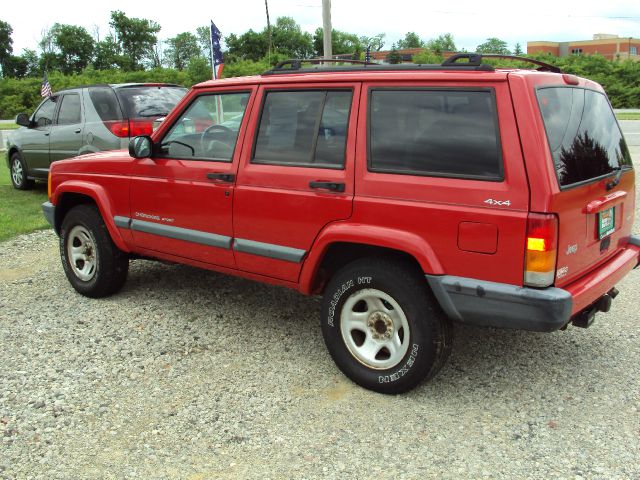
[104,120,130,138]
[128,119,154,137]
[103,119,153,138]
[524,213,558,287]
[47,171,52,200]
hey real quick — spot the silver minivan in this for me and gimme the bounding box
[6,83,187,189]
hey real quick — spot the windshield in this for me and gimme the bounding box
[115,86,187,118]
[537,87,632,188]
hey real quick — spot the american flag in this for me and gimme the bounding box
[41,73,52,97]
[210,21,224,79]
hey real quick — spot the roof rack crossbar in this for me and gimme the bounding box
[271,58,377,71]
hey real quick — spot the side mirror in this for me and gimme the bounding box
[15,113,30,127]
[129,135,153,159]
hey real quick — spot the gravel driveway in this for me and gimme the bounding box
[1,150,639,479]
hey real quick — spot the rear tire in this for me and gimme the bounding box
[60,204,129,298]
[321,257,453,394]
[10,152,34,190]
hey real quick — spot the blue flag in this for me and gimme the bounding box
[210,21,224,79]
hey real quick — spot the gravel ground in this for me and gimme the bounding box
[1,151,639,479]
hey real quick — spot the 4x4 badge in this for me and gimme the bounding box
[484,198,511,207]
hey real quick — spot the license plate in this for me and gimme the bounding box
[598,207,615,239]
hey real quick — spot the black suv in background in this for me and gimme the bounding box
[6,83,187,189]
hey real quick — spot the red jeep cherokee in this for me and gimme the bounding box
[42,55,639,393]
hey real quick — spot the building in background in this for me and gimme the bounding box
[528,34,640,60]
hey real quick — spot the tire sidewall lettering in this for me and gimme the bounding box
[327,279,354,327]
[378,343,420,384]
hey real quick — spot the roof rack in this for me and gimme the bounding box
[443,53,562,73]
[262,57,494,75]
[261,53,561,75]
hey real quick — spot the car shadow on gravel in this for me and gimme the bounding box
[122,260,621,396]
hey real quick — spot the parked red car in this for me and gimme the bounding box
[42,55,639,393]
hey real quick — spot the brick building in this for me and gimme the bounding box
[528,34,640,60]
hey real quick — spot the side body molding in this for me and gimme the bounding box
[298,222,444,294]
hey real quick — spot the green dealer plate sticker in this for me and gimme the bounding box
[598,207,615,239]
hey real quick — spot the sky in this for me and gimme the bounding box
[3,0,640,54]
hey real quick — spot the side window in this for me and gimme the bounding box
[369,89,503,180]
[159,92,250,161]
[33,97,58,128]
[253,90,352,168]
[88,87,122,121]
[57,94,82,125]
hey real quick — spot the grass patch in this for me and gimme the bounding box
[616,112,640,121]
[0,123,21,130]
[0,153,50,241]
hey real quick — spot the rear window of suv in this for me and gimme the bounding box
[368,89,503,180]
[114,86,187,119]
[537,87,633,188]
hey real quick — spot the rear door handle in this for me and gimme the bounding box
[74,129,81,134]
[309,181,345,192]
[207,172,235,182]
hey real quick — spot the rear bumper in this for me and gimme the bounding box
[426,236,639,332]
[563,237,639,314]
[426,275,572,332]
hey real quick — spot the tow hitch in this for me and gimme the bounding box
[571,288,619,328]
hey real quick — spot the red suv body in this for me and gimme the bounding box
[42,55,639,393]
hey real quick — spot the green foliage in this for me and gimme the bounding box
[313,28,362,57]
[0,68,189,118]
[222,59,271,78]
[165,32,201,70]
[109,10,161,70]
[186,56,212,85]
[412,50,444,64]
[513,43,523,56]
[386,46,403,64]
[397,32,424,50]
[426,34,456,54]
[359,34,386,52]
[0,20,13,77]
[476,38,511,55]
[51,24,95,74]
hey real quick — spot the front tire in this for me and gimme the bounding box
[321,258,452,394]
[60,204,129,298]
[10,152,34,190]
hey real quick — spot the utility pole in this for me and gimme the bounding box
[265,0,272,64]
[322,0,332,59]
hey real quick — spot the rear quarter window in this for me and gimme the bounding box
[368,89,503,180]
[537,87,632,188]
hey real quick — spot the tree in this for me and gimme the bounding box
[270,17,313,58]
[397,32,424,50]
[359,33,385,52]
[225,30,268,62]
[187,55,211,84]
[426,33,456,54]
[51,24,95,74]
[0,20,13,77]
[93,35,123,70]
[109,10,161,70]
[513,43,523,56]
[196,26,212,60]
[165,32,201,70]
[476,38,510,55]
[313,28,362,57]
[386,45,403,64]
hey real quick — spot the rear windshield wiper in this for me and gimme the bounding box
[606,167,623,191]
